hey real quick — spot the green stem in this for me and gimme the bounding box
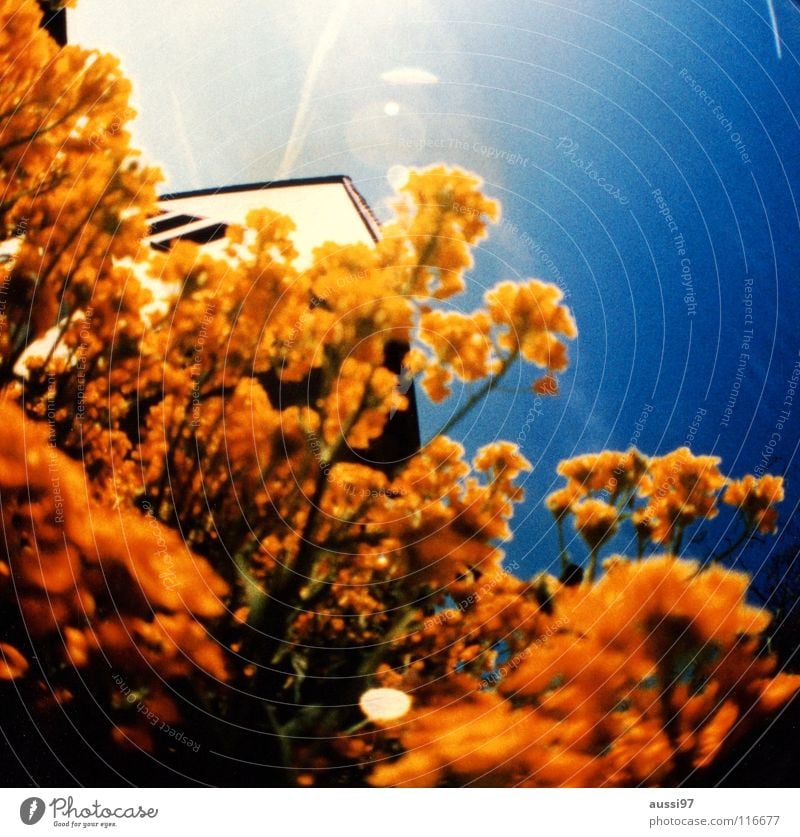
[586,545,600,584]
[357,607,418,679]
[672,526,685,556]
[636,531,646,561]
[557,518,569,573]
[709,521,754,565]
[429,348,520,441]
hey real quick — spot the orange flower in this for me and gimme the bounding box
[1,5,790,784]
[639,448,725,543]
[473,441,532,484]
[723,474,784,533]
[558,449,647,497]
[485,279,576,370]
[373,557,800,788]
[421,364,452,402]
[0,643,28,680]
[573,498,618,549]
[419,310,494,381]
[545,482,583,517]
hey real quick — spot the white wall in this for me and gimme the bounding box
[149,180,378,270]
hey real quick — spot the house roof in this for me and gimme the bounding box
[148,175,419,467]
[149,175,381,262]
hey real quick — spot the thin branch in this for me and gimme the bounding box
[429,348,520,441]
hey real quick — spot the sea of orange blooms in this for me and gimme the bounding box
[0,0,797,786]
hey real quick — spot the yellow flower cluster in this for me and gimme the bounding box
[0,401,228,753]
[382,166,499,300]
[486,279,577,370]
[410,279,577,403]
[557,449,648,498]
[546,447,783,578]
[371,557,800,787]
[639,448,726,543]
[723,474,785,534]
[1,2,792,785]
[572,498,619,550]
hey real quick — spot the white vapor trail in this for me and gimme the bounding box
[170,85,202,188]
[276,1,350,179]
[767,0,783,59]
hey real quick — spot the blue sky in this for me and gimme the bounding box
[71,1,800,579]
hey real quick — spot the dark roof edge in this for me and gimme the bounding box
[342,177,381,242]
[158,175,351,202]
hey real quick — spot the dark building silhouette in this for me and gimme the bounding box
[37,0,67,46]
[148,177,421,472]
